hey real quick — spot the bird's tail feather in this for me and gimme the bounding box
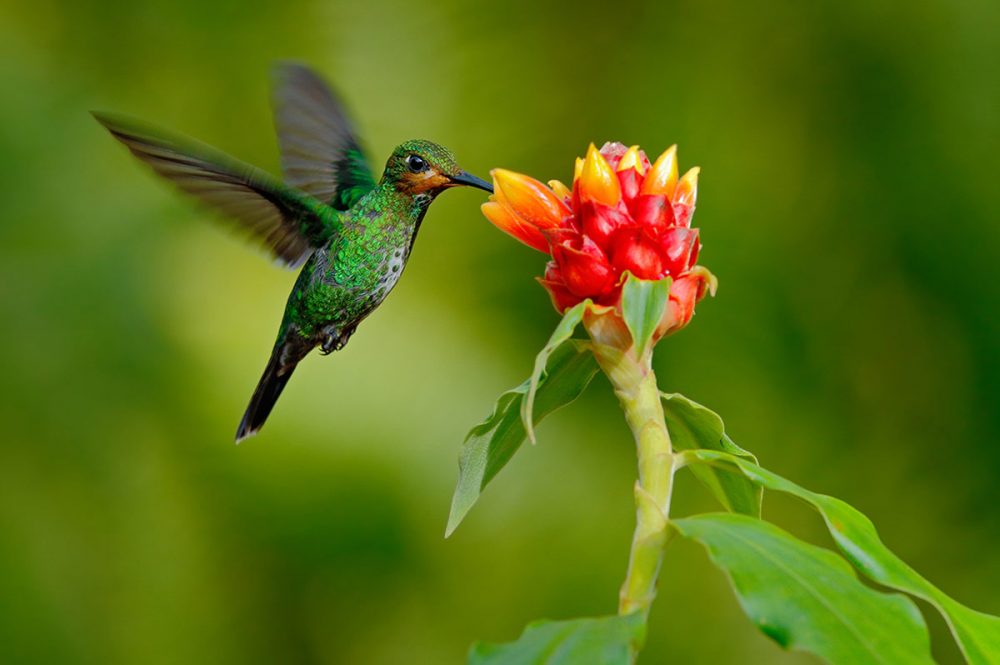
[236,343,302,442]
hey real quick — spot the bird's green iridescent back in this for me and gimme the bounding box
[282,183,430,340]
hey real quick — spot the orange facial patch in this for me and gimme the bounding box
[398,170,451,194]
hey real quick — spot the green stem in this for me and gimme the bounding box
[590,343,675,618]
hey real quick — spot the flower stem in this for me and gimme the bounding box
[590,343,675,618]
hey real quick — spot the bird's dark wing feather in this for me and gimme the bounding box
[271,63,377,211]
[93,111,338,268]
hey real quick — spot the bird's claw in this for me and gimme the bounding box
[320,325,357,355]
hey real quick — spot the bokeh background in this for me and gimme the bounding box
[2,0,998,662]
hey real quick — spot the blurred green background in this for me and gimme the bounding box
[1,0,998,662]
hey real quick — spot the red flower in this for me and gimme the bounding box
[481,142,715,338]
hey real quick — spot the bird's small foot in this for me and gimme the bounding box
[320,334,338,355]
[320,325,357,355]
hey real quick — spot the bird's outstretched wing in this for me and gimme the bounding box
[94,111,337,268]
[271,63,377,211]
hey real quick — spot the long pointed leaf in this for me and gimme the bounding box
[674,513,934,665]
[685,449,1000,664]
[521,300,589,443]
[661,393,761,516]
[447,341,598,536]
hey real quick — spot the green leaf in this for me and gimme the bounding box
[685,449,1000,664]
[620,274,670,359]
[661,393,761,517]
[521,300,589,444]
[468,612,646,665]
[446,340,598,536]
[673,513,934,665]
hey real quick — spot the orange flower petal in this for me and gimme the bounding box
[481,201,550,253]
[548,179,572,202]
[640,145,678,197]
[617,145,646,175]
[492,168,569,229]
[674,167,700,206]
[579,143,622,207]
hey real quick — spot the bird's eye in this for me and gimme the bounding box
[406,154,428,173]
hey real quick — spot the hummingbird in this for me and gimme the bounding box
[94,63,493,442]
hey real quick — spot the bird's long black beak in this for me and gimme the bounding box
[450,170,493,193]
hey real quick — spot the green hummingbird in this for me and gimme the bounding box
[94,63,493,442]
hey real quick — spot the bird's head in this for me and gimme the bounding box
[382,139,493,196]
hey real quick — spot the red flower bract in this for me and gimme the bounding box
[482,142,715,337]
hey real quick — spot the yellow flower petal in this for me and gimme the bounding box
[579,143,621,207]
[640,145,678,197]
[548,179,572,201]
[674,167,700,206]
[574,157,584,183]
[617,145,646,175]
